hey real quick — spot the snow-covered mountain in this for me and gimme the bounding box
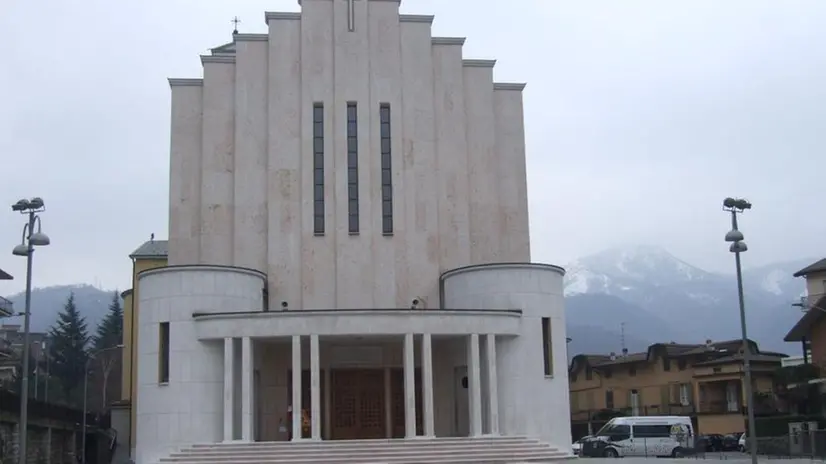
[564,245,813,356]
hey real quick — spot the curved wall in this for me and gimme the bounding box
[135,265,266,464]
[441,263,571,449]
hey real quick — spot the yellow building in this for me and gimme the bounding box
[111,239,168,457]
[569,339,785,436]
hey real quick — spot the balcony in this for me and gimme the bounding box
[699,400,743,414]
[0,296,12,318]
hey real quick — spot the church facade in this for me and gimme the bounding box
[133,1,571,462]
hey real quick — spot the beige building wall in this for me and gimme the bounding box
[167,0,531,311]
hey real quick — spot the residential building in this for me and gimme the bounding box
[0,267,12,318]
[784,258,826,367]
[569,339,786,436]
[118,2,572,463]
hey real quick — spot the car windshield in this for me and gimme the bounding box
[595,423,629,437]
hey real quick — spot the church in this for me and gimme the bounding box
[125,1,572,462]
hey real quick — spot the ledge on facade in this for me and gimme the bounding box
[192,307,522,318]
[234,33,269,42]
[120,288,133,299]
[432,37,466,46]
[400,14,434,23]
[441,262,566,281]
[201,54,236,64]
[494,83,527,91]
[265,11,302,23]
[462,59,497,68]
[168,78,203,87]
[137,264,267,281]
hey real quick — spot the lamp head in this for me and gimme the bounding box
[11,199,28,212]
[725,229,744,242]
[12,244,29,256]
[29,231,50,246]
[729,241,748,253]
[723,197,752,211]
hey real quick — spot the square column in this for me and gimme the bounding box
[223,337,234,441]
[467,334,483,437]
[291,335,302,441]
[241,337,254,441]
[421,333,435,437]
[485,334,499,435]
[310,334,321,440]
[403,333,417,438]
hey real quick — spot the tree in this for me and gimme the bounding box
[91,290,124,409]
[48,292,90,406]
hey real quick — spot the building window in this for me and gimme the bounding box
[606,390,615,409]
[603,367,612,379]
[159,322,170,384]
[678,358,687,370]
[346,102,359,234]
[585,366,592,381]
[541,317,553,376]
[379,103,393,235]
[629,365,637,377]
[313,103,325,235]
[663,357,671,371]
[679,383,691,406]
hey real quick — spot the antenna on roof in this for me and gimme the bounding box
[620,322,627,354]
[232,16,241,35]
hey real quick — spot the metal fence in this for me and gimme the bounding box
[690,430,826,460]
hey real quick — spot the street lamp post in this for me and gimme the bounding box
[82,344,124,464]
[11,197,50,464]
[723,197,757,464]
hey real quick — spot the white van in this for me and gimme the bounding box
[580,416,695,458]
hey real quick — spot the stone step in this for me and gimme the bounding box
[159,449,569,464]
[155,437,574,464]
[166,444,557,460]
[188,437,538,451]
[190,436,534,448]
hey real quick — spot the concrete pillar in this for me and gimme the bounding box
[291,335,302,441]
[485,333,499,435]
[384,368,393,438]
[421,333,435,437]
[468,333,482,437]
[310,334,321,440]
[223,337,234,441]
[403,333,417,438]
[241,337,254,441]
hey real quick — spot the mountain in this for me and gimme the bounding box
[564,245,812,357]
[3,284,114,334]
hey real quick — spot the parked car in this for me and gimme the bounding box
[738,432,747,452]
[572,436,591,455]
[722,434,741,451]
[697,434,724,451]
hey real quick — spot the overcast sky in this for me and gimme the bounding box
[1,0,824,294]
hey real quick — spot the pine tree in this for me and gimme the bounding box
[91,290,124,409]
[48,292,90,405]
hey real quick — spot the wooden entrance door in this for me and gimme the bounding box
[331,369,385,439]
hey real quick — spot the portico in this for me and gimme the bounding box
[218,331,504,443]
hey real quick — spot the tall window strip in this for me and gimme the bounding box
[541,317,553,376]
[379,104,393,234]
[346,102,359,234]
[159,322,170,384]
[313,103,325,235]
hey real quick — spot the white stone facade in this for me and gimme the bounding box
[138,1,571,463]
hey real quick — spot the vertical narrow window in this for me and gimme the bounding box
[313,103,325,235]
[379,104,393,235]
[159,322,170,384]
[542,317,553,376]
[346,102,359,234]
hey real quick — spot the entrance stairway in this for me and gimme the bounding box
[157,436,573,463]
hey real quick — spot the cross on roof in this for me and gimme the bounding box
[232,16,241,34]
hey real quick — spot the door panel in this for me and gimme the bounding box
[332,369,386,439]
